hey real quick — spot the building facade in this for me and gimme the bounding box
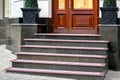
[0,0,120,72]
[0,0,120,19]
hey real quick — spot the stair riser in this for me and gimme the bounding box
[13,63,106,72]
[22,48,107,55]
[17,55,106,63]
[54,28,97,34]
[25,41,108,47]
[6,70,104,80]
[67,30,97,34]
[36,36,101,40]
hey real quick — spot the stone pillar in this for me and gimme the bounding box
[6,23,40,53]
[99,24,120,71]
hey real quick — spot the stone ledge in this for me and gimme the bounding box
[11,23,46,26]
[99,24,120,27]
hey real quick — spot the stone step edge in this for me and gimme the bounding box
[16,52,107,59]
[24,38,109,43]
[34,33,101,37]
[6,67,106,77]
[12,59,106,67]
[21,45,108,51]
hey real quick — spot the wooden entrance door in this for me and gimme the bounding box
[52,0,99,33]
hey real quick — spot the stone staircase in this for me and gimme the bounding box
[6,33,109,80]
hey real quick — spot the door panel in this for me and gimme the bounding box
[52,0,99,33]
[73,14,93,27]
[54,0,68,31]
[57,14,67,27]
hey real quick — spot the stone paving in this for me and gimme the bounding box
[0,44,120,80]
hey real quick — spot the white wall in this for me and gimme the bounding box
[99,0,103,18]
[10,0,51,18]
[9,0,120,18]
[10,0,23,18]
[117,1,120,18]
[0,0,3,19]
[38,0,52,18]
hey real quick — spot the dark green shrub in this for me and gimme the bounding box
[103,0,116,8]
[24,0,38,8]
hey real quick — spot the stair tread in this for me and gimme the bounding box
[24,38,109,43]
[6,67,106,77]
[17,52,107,58]
[21,45,108,50]
[12,59,106,67]
[34,33,101,37]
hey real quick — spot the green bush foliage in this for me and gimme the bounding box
[24,0,38,8]
[103,0,116,8]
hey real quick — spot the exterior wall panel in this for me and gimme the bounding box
[0,0,3,19]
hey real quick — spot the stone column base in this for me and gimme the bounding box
[99,24,120,71]
[6,23,41,53]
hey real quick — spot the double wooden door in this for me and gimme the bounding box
[52,0,99,33]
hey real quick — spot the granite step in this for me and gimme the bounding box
[17,52,107,63]
[24,38,109,47]
[12,59,106,72]
[34,33,102,40]
[6,32,108,80]
[21,45,108,55]
[6,68,106,80]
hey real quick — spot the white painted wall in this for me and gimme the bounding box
[99,0,103,18]
[10,0,51,18]
[9,0,120,18]
[117,1,120,18]
[10,0,23,18]
[0,0,3,19]
[38,0,52,18]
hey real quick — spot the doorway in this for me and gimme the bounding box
[52,0,99,34]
